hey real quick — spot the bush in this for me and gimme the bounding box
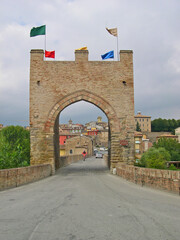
[0,126,30,169]
[138,147,171,169]
[168,164,177,171]
[154,138,180,161]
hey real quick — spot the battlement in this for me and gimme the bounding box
[75,49,89,62]
[30,49,133,63]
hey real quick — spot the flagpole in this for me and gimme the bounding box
[44,25,46,59]
[117,31,119,61]
[44,34,46,59]
[105,27,119,60]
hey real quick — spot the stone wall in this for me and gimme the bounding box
[116,163,180,194]
[144,132,171,143]
[58,154,84,168]
[0,164,51,191]
[103,154,109,167]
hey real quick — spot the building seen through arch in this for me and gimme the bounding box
[59,105,109,153]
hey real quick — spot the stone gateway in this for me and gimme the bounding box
[30,49,135,173]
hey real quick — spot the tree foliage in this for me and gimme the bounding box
[136,122,141,132]
[154,138,180,161]
[151,118,180,133]
[138,147,171,169]
[137,138,180,170]
[0,126,30,169]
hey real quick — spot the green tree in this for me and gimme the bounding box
[138,147,170,169]
[136,122,141,132]
[0,126,30,169]
[151,118,180,133]
[154,138,180,161]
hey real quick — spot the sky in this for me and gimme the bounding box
[0,0,180,126]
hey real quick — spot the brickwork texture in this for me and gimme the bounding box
[0,164,51,191]
[116,163,180,194]
[59,154,84,168]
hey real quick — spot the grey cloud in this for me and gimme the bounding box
[0,0,180,126]
[60,101,108,124]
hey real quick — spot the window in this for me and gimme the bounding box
[135,149,140,153]
[70,149,73,154]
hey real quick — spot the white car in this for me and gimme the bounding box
[96,152,103,158]
[100,147,105,151]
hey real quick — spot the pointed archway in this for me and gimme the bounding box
[44,90,120,171]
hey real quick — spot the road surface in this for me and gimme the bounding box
[0,156,180,240]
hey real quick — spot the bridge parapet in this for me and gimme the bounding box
[116,163,180,194]
[0,164,51,191]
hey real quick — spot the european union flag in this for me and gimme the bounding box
[101,50,114,60]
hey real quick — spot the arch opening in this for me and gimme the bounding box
[44,90,121,172]
[54,100,111,171]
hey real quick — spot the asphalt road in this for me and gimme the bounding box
[0,156,180,240]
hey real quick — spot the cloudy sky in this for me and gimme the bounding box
[0,0,180,126]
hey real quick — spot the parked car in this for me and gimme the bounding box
[96,152,103,158]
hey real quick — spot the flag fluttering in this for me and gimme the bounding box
[30,25,46,37]
[75,46,88,50]
[106,27,117,37]
[45,50,55,58]
[101,51,114,60]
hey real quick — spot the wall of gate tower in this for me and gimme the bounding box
[30,49,135,173]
